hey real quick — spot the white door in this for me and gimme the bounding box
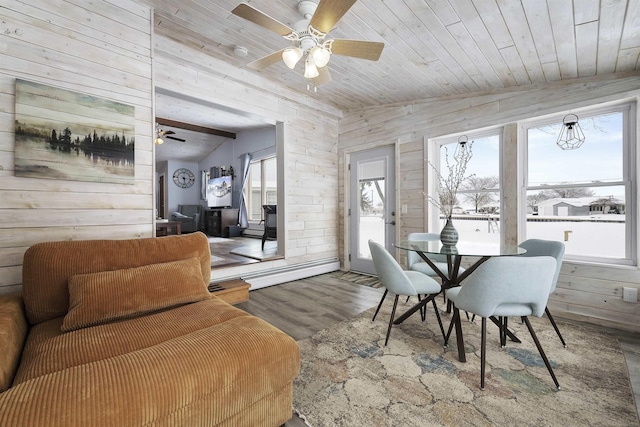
[349,145,396,275]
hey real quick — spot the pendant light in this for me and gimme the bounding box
[556,114,585,150]
[454,135,472,161]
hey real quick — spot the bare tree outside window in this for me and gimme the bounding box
[461,175,499,213]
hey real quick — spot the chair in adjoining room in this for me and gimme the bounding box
[171,204,202,233]
[445,256,561,390]
[369,240,445,346]
[261,204,277,250]
[518,239,567,347]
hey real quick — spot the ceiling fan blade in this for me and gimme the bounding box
[166,135,186,142]
[312,67,332,86]
[231,3,294,37]
[310,0,357,34]
[330,39,384,61]
[163,130,176,135]
[247,49,286,70]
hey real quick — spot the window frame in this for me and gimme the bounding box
[519,102,637,266]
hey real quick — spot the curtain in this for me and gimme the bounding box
[238,153,252,228]
[200,170,209,200]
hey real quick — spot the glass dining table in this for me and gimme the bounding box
[394,239,526,362]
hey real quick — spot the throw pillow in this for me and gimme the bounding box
[62,257,210,332]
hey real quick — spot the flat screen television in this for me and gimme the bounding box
[206,175,232,208]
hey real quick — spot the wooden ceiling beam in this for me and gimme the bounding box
[156,118,236,139]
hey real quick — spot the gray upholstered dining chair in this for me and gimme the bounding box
[445,256,560,390]
[406,232,465,278]
[518,239,566,347]
[406,232,466,312]
[369,240,445,346]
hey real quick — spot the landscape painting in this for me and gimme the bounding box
[14,79,135,184]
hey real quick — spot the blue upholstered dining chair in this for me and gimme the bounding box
[406,232,467,313]
[445,256,561,390]
[406,232,465,278]
[369,240,445,346]
[518,239,567,347]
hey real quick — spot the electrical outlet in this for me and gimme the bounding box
[623,287,638,303]
[401,204,408,214]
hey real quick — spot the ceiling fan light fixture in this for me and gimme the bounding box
[283,47,303,69]
[310,46,331,67]
[304,58,319,79]
[155,137,164,145]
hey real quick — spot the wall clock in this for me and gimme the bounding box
[173,168,195,188]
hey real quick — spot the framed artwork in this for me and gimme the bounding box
[14,79,135,184]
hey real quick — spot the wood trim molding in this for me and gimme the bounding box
[156,118,236,139]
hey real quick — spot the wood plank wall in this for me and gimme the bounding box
[339,74,640,332]
[0,0,154,294]
[0,2,344,294]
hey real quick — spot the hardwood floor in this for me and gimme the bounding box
[208,236,276,269]
[236,272,640,425]
[236,272,384,341]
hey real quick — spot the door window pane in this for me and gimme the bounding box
[358,160,386,258]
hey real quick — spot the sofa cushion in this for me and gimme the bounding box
[0,294,28,393]
[62,257,210,332]
[2,313,300,427]
[22,233,212,325]
[14,298,248,385]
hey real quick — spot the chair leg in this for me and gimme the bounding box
[431,299,446,342]
[522,316,561,390]
[481,317,487,390]
[417,295,426,321]
[372,289,388,322]
[499,316,508,348]
[444,306,458,347]
[385,295,400,347]
[545,307,567,348]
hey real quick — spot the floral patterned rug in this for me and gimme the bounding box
[294,303,639,426]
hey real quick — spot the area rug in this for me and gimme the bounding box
[333,270,383,288]
[294,303,639,427]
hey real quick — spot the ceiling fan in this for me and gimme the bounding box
[155,126,185,145]
[231,0,384,86]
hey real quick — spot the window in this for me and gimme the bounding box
[244,156,277,222]
[429,130,502,243]
[522,103,636,265]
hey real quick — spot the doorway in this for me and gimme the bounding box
[349,145,396,275]
[154,88,284,264]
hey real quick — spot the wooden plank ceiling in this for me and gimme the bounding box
[145,0,640,113]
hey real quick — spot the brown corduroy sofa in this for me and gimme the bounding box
[0,232,300,426]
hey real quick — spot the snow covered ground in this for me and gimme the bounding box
[448,215,625,259]
[358,215,625,260]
